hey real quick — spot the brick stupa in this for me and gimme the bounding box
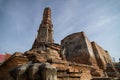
[0,7,119,80]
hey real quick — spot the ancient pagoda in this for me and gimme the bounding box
[32,7,54,51]
[0,7,119,80]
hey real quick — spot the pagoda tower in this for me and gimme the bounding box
[32,7,54,50]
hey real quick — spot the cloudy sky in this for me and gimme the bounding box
[0,0,120,62]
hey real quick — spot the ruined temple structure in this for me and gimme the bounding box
[0,7,120,80]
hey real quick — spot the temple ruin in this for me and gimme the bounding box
[0,7,119,80]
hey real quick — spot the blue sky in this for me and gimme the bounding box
[0,0,120,62]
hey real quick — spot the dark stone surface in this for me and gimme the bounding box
[9,62,57,80]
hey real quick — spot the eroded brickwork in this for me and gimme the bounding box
[0,52,29,80]
[0,7,119,80]
[32,7,54,50]
[91,42,119,77]
[61,32,97,66]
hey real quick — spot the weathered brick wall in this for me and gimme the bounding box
[61,32,97,65]
[91,42,119,77]
[0,52,29,80]
[55,62,92,80]
[84,33,97,65]
[91,42,115,70]
[91,42,107,69]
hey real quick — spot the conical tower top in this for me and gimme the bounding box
[42,7,52,25]
[32,7,54,50]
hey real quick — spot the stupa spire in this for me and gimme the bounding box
[41,7,52,25]
[32,7,54,50]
